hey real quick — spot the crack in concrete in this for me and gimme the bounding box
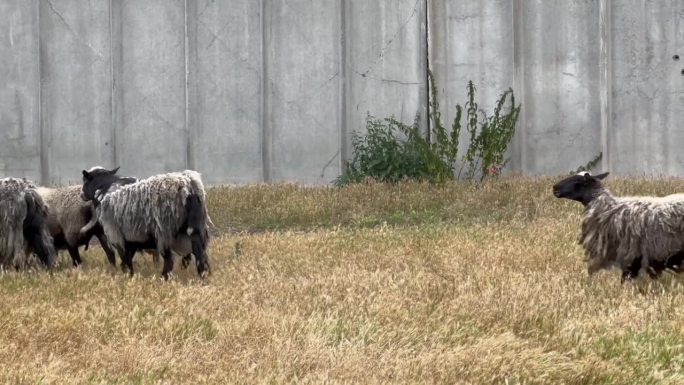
[360,0,422,78]
[319,149,340,179]
[44,0,105,60]
[378,78,421,85]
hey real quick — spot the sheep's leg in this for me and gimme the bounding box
[148,250,160,266]
[121,246,135,276]
[95,233,117,266]
[621,257,642,283]
[666,250,684,273]
[181,254,192,269]
[191,237,209,278]
[26,233,53,269]
[161,249,174,280]
[67,246,82,266]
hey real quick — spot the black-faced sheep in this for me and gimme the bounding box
[0,178,56,269]
[552,171,684,281]
[80,167,210,279]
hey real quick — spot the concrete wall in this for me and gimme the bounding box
[0,0,682,185]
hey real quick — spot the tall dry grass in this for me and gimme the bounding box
[1,177,684,384]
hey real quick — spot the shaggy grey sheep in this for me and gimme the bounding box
[37,185,118,266]
[69,167,193,268]
[552,171,684,281]
[80,167,210,279]
[0,178,55,269]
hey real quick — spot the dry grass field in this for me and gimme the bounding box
[2,177,684,384]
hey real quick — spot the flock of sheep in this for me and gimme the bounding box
[0,167,682,283]
[0,167,210,279]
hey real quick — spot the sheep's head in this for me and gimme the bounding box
[552,171,609,206]
[80,166,121,204]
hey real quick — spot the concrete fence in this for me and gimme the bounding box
[0,0,682,185]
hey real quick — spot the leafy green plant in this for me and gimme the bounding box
[427,70,461,174]
[457,81,521,181]
[334,114,454,186]
[336,74,520,185]
[570,152,603,175]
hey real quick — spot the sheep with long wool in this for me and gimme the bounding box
[77,167,195,269]
[0,178,55,269]
[80,167,210,279]
[552,171,684,281]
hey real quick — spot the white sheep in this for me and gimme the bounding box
[37,185,118,266]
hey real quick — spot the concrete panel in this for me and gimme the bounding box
[1,0,683,183]
[191,0,263,185]
[266,0,342,184]
[0,1,41,181]
[40,0,113,185]
[520,0,602,175]
[346,0,428,141]
[610,0,684,176]
[429,0,515,171]
[116,0,187,178]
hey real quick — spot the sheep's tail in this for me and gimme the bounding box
[23,189,56,268]
[185,194,209,246]
[183,170,209,242]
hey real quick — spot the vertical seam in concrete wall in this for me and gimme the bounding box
[109,0,116,168]
[184,0,194,170]
[260,0,271,182]
[513,0,527,174]
[110,0,122,169]
[423,0,431,141]
[339,0,347,170]
[599,0,612,172]
[37,0,48,184]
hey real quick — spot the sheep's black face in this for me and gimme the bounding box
[552,172,609,206]
[81,167,121,204]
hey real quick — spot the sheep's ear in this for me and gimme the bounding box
[82,170,91,180]
[594,172,609,180]
[109,166,120,175]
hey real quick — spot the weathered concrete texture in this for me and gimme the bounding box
[345,0,428,145]
[0,0,683,184]
[191,0,263,185]
[518,0,602,174]
[40,0,113,185]
[116,0,187,179]
[266,0,342,184]
[0,1,41,182]
[610,1,684,176]
[429,0,515,171]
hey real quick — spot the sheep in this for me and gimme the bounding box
[80,167,210,279]
[36,185,118,267]
[552,171,684,281]
[0,178,56,269]
[65,167,194,269]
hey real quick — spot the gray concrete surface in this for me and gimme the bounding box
[0,0,682,185]
[40,0,114,185]
[191,0,263,185]
[0,1,41,182]
[610,1,684,176]
[267,0,342,184]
